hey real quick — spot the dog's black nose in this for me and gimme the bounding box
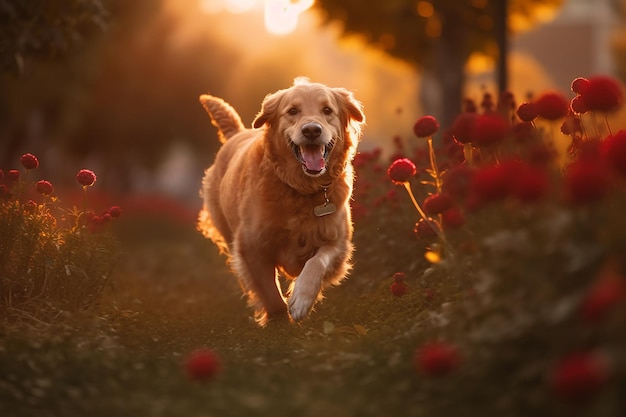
[302,122,322,140]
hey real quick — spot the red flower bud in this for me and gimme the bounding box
[550,351,609,404]
[602,130,626,177]
[413,115,440,138]
[571,77,590,94]
[108,205,123,218]
[76,169,97,187]
[35,180,53,195]
[534,92,569,120]
[441,208,465,229]
[7,170,19,181]
[387,158,417,184]
[564,159,610,204]
[416,341,461,377]
[390,273,408,297]
[185,349,221,381]
[472,114,510,147]
[423,193,454,215]
[452,112,478,144]
[516,102,538,122]
[581,76,623,113]
[580,262,626,323]
[20,153,39,170]
[570,95,588,114]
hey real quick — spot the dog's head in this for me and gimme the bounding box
[253,78,365,184]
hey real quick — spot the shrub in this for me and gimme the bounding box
[0,155,120,324]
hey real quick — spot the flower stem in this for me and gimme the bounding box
[403,182,455,258]
[83,186,88,213]
[463,143,473,166]
[605,114,613,137]
[427,137,443,193]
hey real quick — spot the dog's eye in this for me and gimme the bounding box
[323,106,333,115]
[287,107,299,115]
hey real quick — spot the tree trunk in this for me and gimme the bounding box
[495,0,509,94]
[432,12,467,131]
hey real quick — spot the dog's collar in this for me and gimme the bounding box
[313,181,336,217]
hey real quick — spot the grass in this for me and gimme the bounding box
[2,203,622,417]
[0,220,439,417]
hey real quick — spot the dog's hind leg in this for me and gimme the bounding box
[231,243,288,325]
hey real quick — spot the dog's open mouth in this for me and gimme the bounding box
[292,142,332,175]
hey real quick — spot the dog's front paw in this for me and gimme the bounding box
[288,284,317,322]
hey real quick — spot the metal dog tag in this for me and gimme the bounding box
[314,202,336,217]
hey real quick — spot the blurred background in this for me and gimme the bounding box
[1,0,625,207]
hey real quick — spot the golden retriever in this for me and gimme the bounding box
[198,78,365,325]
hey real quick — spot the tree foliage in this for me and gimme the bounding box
[314,0,564,127]
[0,0,109,74]
[315,0,563,69]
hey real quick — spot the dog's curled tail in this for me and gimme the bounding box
[199,94,245,143]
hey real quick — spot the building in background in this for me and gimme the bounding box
[512,0,619,94]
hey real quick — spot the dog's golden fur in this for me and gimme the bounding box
[198,78,365,324]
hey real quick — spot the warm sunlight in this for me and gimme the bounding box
[199,0,314,35]
[265,0,314,35]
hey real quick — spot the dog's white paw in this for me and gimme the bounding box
[288,281,319,321]
[288,291,314,322]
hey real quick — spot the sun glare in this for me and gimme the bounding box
[199,0,314,35]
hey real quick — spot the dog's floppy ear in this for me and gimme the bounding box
[333,88,365,139]
[333,88,365,124]
[252,90,284,129]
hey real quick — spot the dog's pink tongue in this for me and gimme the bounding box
[301,146,325,172]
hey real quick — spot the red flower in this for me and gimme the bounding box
[452,112,478,144]
[7,169,19,181]
[423,193,454,215]
[571,77,590,94]
[20,153,39,170]
[570,95,588,114]
[550,351,609,404]
[580,263,626,323]
[512,164,549,203]
[470,162,519,203]
[512,121,535,143]
[108,206,123,218]
[528,144,557,166]
[441,208,465,229]
[564,159,610,204]
[445,141,465,164]
[602,130,626,177]
[23,200,37,213]
[390,272,408,297]
[472,114,510,147]
[185,349,221,381]
[413,115,439,138]
[516,102,538,122]
[76,169,97,187]
[414,218,439,238]
[534,92,569,120]
[35,180,53,195]
[387,158,417,184]
[415,341,461,377]
[443,164,475,200]
[581,76,623,113]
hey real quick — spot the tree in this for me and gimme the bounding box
[314,0,564,129]
[0,0,109,74]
